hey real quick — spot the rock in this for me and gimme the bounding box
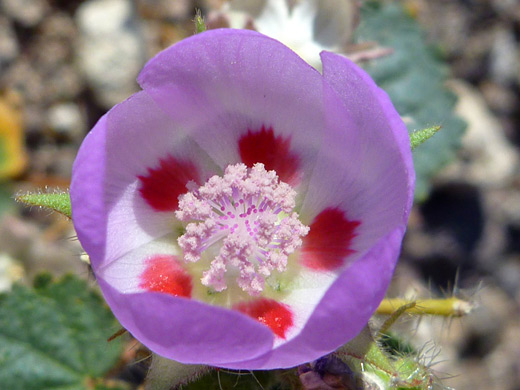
[137,0,192,21]
[43,64,84,101]
[0,11,82,105]
[76,0,146,108]
[0,214,84,280]
[440,80,519,187]
[495,257,520,297]
[31,13,78,71]
[2,60,45,103]
[490,28,519,86]
[30,143,76,177]
[47,102,85,141]
[1,0,49,27]
[491,0,520,20]
[0,16,18,71]
[480,80,518,115]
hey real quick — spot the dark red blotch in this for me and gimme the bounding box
[301,208,360,271]
[138,155,199,212]
[139,255,192,297]
[235,298,294,339]
[238,126,300,185]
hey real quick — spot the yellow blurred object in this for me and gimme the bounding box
[403,0,423,18]
[0,91,27,179]
[0,252,24,292]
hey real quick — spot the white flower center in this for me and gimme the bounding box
[175,163,309,296]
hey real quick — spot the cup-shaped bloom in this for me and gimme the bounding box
[70,29,414,369]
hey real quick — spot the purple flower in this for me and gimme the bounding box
[70,29,414,369]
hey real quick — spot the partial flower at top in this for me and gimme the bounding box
[207,0,360,69]
[70,29,414,369]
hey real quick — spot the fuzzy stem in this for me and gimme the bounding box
[15,190,72,218]
[376,297,473,317]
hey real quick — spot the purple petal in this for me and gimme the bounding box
[71,30,415,370]
[300,52,414,259]
[71,114,108,268]
[222,226,406,369]
[97,277,274,365]
[72,91,220,269]
[138,29,326,191]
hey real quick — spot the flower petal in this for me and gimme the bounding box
[96,277,275,365]
[238,125,301,185]
[138,155,200,212]
[137,29,326,189]
[97,236,181,294]
[223,226,406,369]
[72,91,219,269]
[71,114,108,268]
[300,208,360,271]
[139,254,192,297]
[300,52,414,259]
[218,52,414,369]
[234,298,294,339]
[71,30,415,370]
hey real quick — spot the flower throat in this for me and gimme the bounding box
[176,163,309,296]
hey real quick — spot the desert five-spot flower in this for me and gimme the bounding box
[70,29,414,369]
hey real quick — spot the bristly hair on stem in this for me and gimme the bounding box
[194,9,207,34]
[15,189,72,218]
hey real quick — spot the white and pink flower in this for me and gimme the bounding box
[70,29,414,369]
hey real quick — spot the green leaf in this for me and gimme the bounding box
[0,184,14,215]
[0,275,125,390]
[16,190,72,218]
[356,2,466,201]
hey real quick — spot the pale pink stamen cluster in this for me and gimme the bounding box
[175,163,309,295]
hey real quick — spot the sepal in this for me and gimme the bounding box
[145,354,210,390]
[16,190,71,218]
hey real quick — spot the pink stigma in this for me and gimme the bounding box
[176,163,309,296]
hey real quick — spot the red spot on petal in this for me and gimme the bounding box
[139,255,192,297]
[301,208,361,271]
[239,126,300,185]
[138,155,199,211]
[235,298,294,339]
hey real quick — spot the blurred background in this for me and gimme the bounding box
[0,1,519,389]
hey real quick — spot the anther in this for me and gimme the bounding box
[176,163,309,295]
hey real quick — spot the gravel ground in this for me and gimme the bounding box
[1,1,519,389]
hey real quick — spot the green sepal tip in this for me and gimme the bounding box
[410,125,442,151]
[16,190,72,218]
[194,9,207,33]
